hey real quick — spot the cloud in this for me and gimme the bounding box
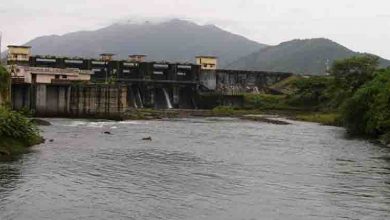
[1,0,390,59]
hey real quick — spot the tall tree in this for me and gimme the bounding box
[331,55,379,92]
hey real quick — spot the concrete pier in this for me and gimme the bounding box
[11,84,128,118]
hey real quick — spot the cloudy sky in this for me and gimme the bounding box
[1,0,389,59]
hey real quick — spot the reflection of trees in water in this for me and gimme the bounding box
[0,156,23,197]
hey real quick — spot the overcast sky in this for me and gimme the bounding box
[1,0,389,59]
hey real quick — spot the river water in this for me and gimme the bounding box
[1,118,390,220]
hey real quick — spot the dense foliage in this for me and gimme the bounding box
[284,55,390,141]
[332,55,379,92]
[287,76,332,109]
[0,66,41,155]
[341,69,390,137]
[0,107,40,140]
[0,65,11,104]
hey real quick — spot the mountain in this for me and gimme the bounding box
[24,19,266,66]
[227,38,390,75]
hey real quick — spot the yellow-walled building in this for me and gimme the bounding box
[196,56,218,70]
[7,45,31,64]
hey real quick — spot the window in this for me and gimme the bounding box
[55,75,60,79]
[61,75,67,79]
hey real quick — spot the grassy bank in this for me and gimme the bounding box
[294,112,340,126]
[121,105,341,128]
[0,135,43,156]
[240,93,341,125]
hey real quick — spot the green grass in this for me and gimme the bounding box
[269,75,303,94]
[243,94,299,110]
[212,106,236,116]
[295,113,341,126]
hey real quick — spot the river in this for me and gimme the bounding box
[1,118,390,219]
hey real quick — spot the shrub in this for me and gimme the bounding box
[341,69,390,136]
[0,65,11,105]
[0,107,40,140]
[286,76,333,109]
[244,94,288,109]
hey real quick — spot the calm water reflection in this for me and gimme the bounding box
[1,118,390,219]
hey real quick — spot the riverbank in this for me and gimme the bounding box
[0,107,43,157]
[122,108,340,126]
[0,136,44,157]
[124,108,389,146]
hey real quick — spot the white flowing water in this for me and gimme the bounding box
[162,88,173,109]
[135,88,144,108]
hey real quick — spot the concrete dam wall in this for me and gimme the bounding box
[11,83,197,117]
[200,69,293,94]
[12,84,128,118]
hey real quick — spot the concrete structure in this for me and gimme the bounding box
[199,70,217,90]
[196,56,218,70]
[100,53,115,61]
[128,55,146,63]
[199,69,293,94]
[26,54,200,109]
[7,65,92,84]
[7,45,31,65]
[11,84,127,118]
[7,45,295,115]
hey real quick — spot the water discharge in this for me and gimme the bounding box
[1,118,390,219]
[162,88,173,109]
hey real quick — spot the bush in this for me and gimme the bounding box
[244,94,289,109]
[0,65,11,105]
[331,55,379,92]
[341,69,390,136]
[0,107,40,140]
[286,76,332,109]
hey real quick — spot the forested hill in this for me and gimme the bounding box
[227,38,390,75]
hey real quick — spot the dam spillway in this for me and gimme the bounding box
[7,51,292,117]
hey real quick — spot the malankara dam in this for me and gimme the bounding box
[3,45,292,118]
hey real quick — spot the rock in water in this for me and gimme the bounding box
[31,118,51,126]
[142,137,152,141]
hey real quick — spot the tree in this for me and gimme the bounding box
[0,65,11,106]
[331,55,379,92]
[341,69,390,136]
[288,76,332,108]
